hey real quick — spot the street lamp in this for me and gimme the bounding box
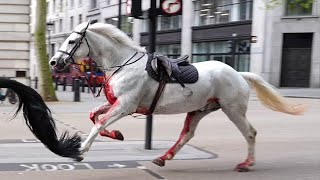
[46,22,54,58]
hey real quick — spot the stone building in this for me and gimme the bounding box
[251,0,320,87]
[0,0,31,84]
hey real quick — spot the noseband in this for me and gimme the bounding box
[57,22,91,67]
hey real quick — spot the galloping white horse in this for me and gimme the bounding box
[49,22,305,172]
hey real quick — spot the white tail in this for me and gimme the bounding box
[240,72,305,115]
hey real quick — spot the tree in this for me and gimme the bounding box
[34,0,58,101]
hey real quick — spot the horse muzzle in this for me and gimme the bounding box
[49,57,72,71]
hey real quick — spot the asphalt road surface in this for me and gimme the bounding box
[0,93,319,180]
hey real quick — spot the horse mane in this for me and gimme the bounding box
[88,23,146,53]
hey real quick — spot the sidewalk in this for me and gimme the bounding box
[54,87,320,103]
[278,88,320,98]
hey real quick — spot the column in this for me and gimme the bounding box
[181,0,193,59]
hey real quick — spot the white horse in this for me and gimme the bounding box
[49,22,305,172]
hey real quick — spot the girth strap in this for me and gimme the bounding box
[148,80,166,114]
[147,63,168,115]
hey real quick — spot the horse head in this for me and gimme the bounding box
[50,21,146,71]
[50,22,91,71]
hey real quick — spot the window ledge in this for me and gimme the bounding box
[88,8,99,12]
[282,15,319,19]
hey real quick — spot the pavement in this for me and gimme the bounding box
[53,86,320,103]
[0,87,319,179]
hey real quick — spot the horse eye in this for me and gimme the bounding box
[68,40,76,44]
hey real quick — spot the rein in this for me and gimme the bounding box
[78,52,146,98]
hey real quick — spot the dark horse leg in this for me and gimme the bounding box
[152,110,210,166]
[0,79,82,161]
[90,102,124,141]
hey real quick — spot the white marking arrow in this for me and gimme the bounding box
[107,163,126,168]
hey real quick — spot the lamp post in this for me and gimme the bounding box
[46,22,54,58]
[118,0,122,29]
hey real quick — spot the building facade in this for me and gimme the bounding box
[44,0,320,87]
[251,0,320,87]
[46,0,253,73]
[0,0,31,84]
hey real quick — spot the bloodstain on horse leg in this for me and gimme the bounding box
[207,97,219,104]
[104,82,117,105]
[153,112,196,167]
[135,106,150,115]
[234,155,255,172]
[89,102,124,141]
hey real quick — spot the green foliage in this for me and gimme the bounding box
[265,0,282,9]
[265,0,314,10]
[287,0,314,9]
[35,0,58,101]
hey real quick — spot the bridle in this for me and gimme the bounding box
[57,22,91,68]
[55,21,146,97]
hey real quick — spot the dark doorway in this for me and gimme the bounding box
[280,33,312,87]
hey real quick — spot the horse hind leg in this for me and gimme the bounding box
[90,103,124,141]
[222,104,257,172]
[152,110,210,167]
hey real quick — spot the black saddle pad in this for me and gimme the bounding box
[145,54,199,84]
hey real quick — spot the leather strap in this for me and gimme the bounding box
[148,80,166,114]
[147,63,168,114]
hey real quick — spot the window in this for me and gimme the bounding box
[157,15,182,31]
[59,19,63,32]
[59,0,63,12]
[105,18,118,26]
[49,21,56,34]
[79,14,82,24]
[90,0,98,9]
[91,19,98,24]
[105,16,134,34]
[141,13,182,32]
[70,0,74,8]
[16,71,26,77]
[156,44,181,58]
[192,39,250,71]
[70,16,74,30]
[52,0,56,14]
[50,44,55,58]
[285,0,313,16]
[194,0,253,26]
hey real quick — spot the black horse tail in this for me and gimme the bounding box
[0,78,82,160]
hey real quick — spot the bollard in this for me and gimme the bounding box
[74,79,80,102]
[35,77,38,89]
[92,76,96,94]
[72,76,76,91]
[81,76,85,92]
[55,76,59,90]
[63,76,67,91]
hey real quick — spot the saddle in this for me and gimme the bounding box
[145,53,199,114]
[146,53,199,85]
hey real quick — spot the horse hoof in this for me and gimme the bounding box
[152,158,165,167]
[112,130,124,141]
[234,164,250,172]
[74,156,84,162]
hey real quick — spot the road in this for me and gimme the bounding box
[0,91,319,180]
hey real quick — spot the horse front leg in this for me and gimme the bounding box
[90,102,124,141]
[152,111,209,166]
[79,102,130,159]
